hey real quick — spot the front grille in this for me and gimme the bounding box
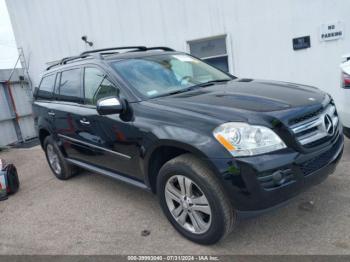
[290,103,339,147]
[303,128,339,148]
[289,108,323,126]
[300,138,340,176]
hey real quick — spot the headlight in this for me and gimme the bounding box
[213,122,286,157]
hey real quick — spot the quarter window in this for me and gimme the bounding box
[58,68,82,102]
[84,67,119,105]
[37,74,56,99]
[188,35,229,72]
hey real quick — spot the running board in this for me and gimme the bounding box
[66,158,149,190]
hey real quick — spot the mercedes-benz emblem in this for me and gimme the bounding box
[324,114,334,136]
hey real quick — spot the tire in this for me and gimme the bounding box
[44,136,78,180]
[5,164,19,194]
[157,153,236,245]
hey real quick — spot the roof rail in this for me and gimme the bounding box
[46,53,99,70]
[146,46,175,51]
[60,53,100,64]
[46,46,176,70]
[46,61,63,71]
[80,46,147,56]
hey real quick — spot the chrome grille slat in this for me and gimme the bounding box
[297,130,319,140]
[298,131,328,145]
[290,104,338,146]
[328,105,336,116]
[332,116,339,127]
[292,117,321,134]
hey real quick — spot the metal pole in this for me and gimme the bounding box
[7,55,21,82]
[2,81,23,143]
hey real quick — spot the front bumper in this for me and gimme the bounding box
[209,132,344,214]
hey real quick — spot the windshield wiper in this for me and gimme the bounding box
[194,79,231,88]
[154,87,197,98]
[153,79,231,99]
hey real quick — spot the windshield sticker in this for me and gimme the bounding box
[147,90,159,96]
[173,55,197,62]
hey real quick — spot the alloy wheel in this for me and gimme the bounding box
[47,144,62,175]
[165,175,212,234]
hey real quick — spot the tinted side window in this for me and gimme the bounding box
[58,68,82,102]
[37,74,56,99]
[54,72,61,95]
[84,67,119,105]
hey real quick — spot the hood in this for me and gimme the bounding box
[149,79,327,121]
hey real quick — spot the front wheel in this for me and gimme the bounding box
[157,154,236,245]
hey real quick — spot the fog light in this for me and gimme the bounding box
[272,169,292,186]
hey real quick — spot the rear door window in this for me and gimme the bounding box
[58,68,82,103]
[37,74,56,99]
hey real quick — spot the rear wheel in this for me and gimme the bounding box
[157,154,236,245]
[44,136,78,180]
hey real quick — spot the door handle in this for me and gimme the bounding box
[48,111,55,117]
[80,119,90,125]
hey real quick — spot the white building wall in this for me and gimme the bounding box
[5,0,350,107]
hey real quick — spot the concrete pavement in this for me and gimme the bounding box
[0,139,350,255]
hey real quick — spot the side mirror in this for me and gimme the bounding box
[96,97,124,115]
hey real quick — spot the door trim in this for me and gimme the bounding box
[58,133,131,159]
[66,158,148,190]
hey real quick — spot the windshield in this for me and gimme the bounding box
[111,54,232,98]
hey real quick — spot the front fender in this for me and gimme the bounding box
[140,123,232,188]
[143,124,232,160]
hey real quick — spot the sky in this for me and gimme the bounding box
[0,0,19,69]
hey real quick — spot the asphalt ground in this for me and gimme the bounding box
[0,139,349,255]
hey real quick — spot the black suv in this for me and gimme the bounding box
[33,46,344,245]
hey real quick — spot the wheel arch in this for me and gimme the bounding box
[38,127,68,157]
[144,140,215,194]
[38,128,51,149]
